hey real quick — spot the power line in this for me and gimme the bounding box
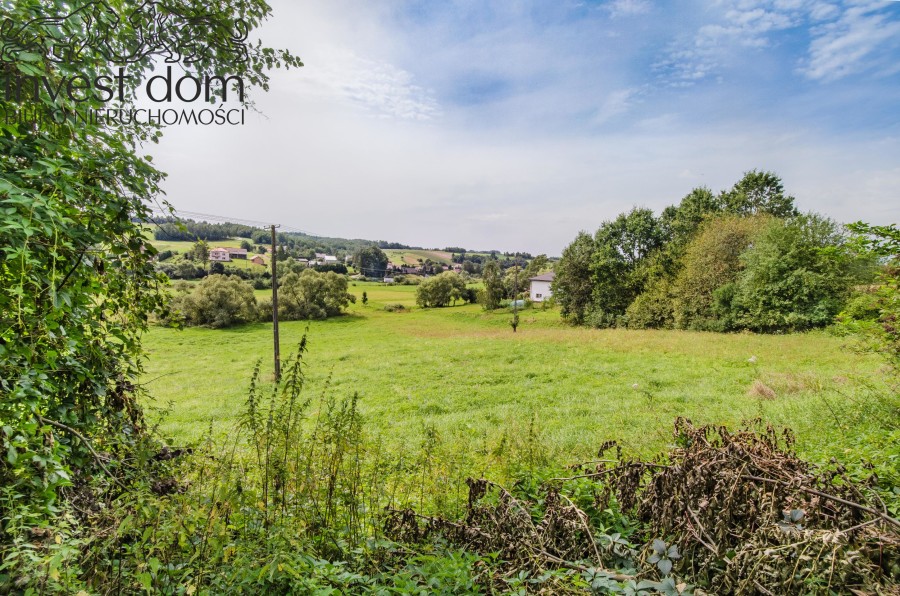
[147,207,311,236]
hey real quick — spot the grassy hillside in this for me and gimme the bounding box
[384,248,454,265]
[141,282,886,470]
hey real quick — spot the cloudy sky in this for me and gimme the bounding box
[153,0,900,255]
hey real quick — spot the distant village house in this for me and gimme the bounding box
[529,272,555,303]
[208,247,247,263]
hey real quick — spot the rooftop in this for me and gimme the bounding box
[529,272,555,282]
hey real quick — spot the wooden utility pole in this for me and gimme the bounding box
[511,254,520,333]
[271,225,281,382]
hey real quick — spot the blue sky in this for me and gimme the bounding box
[155,0,900,255]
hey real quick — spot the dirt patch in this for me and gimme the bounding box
[748,379,777,399]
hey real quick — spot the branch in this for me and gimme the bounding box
[537,549,634,582]
[547,462,670,483]
[36,416,128,490]
[741,474,900,532]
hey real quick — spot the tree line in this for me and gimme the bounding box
[553,170,873,332]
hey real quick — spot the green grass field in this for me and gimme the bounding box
[141,282,887,469]
[384,249,454,265]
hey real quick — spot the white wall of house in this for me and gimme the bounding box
[530,280,552,302]
[209,250,230,262]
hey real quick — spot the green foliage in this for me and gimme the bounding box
[554,171,859,333]
[480,260,504,310]
[586,208,664,327]
[190,239,210,262]
[728,214,866,332]
[415,272,467,308]
[839,222,900,374]
[275,269,356,320]
[624,277,676,329]
[0,0,300,536]
[671,215,771,330]
[354,245,389,278]
[659,186,722,249]
[167,274,258,328]
[719,169,799,218]
[553,231,596,323]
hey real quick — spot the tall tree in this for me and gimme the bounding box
[481,259,504,310]
[589,207,664,326]
[720,170,798,218]
[354,245,389,277]
[553,232,596,324]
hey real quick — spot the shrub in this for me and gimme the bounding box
[384,303,407,312]
[729,214,866,332]
[625,277,676,329]
[276,269,355,320]
[671,214,771,330]
[415,272,467,308]
[168,274,259,328]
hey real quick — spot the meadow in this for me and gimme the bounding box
[141,282,890,471]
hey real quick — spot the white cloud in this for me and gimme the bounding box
[801,2,900,81]
[294,49,441,121]
[606,0,653,18]
[592,88,642,125]
[657,1,900,85]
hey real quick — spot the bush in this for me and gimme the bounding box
[275,269,355,320]
[672,214,771,330]
[167,275,259,328]
[729,214,866,332]
[384,303,407,312]
[415,272,467,308]
[625,277,676,329]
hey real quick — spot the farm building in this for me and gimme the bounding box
[209,247,247,262]
[529,272,555,303]
[250,255,266,266]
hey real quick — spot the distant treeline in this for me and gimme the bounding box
[150,217,423,255]
[153,218,256,242]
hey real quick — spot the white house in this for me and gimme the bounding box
[209,248,231,262]
[528,272,555,303]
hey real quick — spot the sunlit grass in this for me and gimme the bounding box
[142,281,883,466]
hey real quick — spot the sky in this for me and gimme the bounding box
[152,0,900,256]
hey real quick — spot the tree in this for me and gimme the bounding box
[277,269,355,320]
[729,214,863,332]
[481,260,505,310]
[191,239,210,262]
[839,222,900,374]
[553,232,596,324]
[170,275,259,328]
[0,0,300,529]
[720,170,798,218]
[522,254,550,280]
[587,208,664,326]
[659,186,722,250]
[354,245,389,278]
[362,291,368,306]
[415,272,466,308]
[671,215,771,330]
